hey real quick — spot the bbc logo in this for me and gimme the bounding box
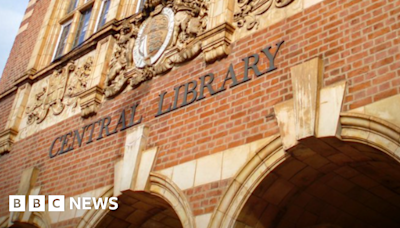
[9,195,118,212]
[9,195,64,212]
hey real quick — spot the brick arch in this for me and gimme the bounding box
[77,173,195,228]
[208,113,400,228]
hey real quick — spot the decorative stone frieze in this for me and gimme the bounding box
[105,0,222,98]
[25,57,94,124]
[104,20,138,98]
[234,0,295,30]
[66,57,94,108]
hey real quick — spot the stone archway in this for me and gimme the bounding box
[96,191,183,228]
[208,58,400,228]
[3,211,51,228]
[208,114,400,228]
[77,173,195,228]
[235,140,400,228]
[8,220,40,228]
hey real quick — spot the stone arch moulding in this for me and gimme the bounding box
[78,125,195,227]
[28,212,52,228]
[340,112,400,163]
[0,214,51,228]
[76,186,113,228]
[208,135,287,228]
[0,217,8,228]
[208,57,400,228]
[4,167,52,228]
[148,173,196,228]
[208,114,400,228]
[77,173,196,228]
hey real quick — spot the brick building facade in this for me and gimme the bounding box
[1,0,400,227]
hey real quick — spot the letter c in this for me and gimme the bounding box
[53,199,60,208]
[49,136,62,158]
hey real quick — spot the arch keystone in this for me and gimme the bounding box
[274,57,347,150]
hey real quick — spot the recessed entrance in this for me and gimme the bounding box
[96,191,183,228]
[235,140,400,228]
[9,223,38,228]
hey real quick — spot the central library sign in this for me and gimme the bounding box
[49,41,284,158]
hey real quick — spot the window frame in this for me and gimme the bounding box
[94,0,111,32]
[73,7,93,48]
[67,0,79,14]
[50,0,121,62]
[52,20,73,61]
[135,0,145,13]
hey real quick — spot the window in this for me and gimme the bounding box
[52,0,114,61]
[95,0,111,32]
[73,8,92,47]
[67,0,79,14]
[135,0,145,13]
[53,21,72,60]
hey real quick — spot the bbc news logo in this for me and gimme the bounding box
[9,195,118,212]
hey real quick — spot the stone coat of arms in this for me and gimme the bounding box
[104,0,210,98]
[134,7,175,68]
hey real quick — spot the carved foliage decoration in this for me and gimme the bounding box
[25,57,94,125]
[66,57,94,108]
[105,20,139,98]
[104,0,210,98]
[26,86,48,125]
[234,0,295,30]
[172,0,209,50]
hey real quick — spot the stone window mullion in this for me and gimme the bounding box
[88,0,104,36]
[65,13,81,52]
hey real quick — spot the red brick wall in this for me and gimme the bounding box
[184,180,231,216]
[0,0,399,222]
[0,0,51,136]
[0,93,15,131]
[0,0,51,94]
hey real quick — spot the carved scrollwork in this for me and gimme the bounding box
[172,0,209,50]
[275,0,295,8]
[104,0,211,98]
[234,0,294,30]
[104,20,138,98]
[25,57,94,124]
[26,87,48,125]
[46,66,71,115]
[65,57,94,108]
[130,66,156,88]
[154,41,203,74]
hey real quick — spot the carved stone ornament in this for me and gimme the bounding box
[66,57,94,108]
[104,0,211,98]
[79,86,103,118]
[0,129,17,156]
[234,0,295,30]
[104,20,138,98]
[26,86,48,125]
[134,7,175,68]
[25,57,94,124]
